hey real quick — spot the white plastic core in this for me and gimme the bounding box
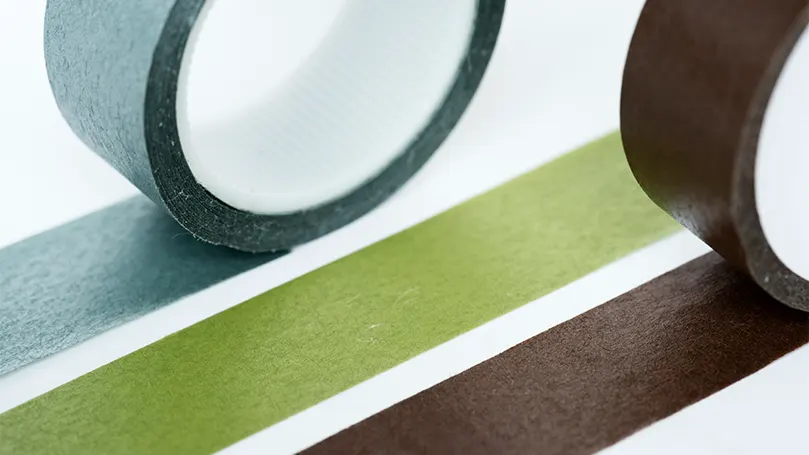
[177,0,476,214]
[756,25,809,280]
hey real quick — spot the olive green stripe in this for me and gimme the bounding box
[0,132,680,455]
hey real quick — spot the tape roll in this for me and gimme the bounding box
[621,0,809,312]
[43,0,504,252]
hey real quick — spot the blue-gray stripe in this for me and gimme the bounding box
[0,197,281,376]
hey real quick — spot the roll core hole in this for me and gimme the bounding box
[756,24,809,280]
[177,0,476,215]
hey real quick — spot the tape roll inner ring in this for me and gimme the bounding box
[757,23,809,282]
[177,0,477,215]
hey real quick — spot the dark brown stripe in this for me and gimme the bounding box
[304,253,809,455]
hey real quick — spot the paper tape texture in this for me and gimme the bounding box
[0,198,281,376]
[0,133,680,455]
[305,253,809,455]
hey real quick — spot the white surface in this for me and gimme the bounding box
[756,24,809,281]
[179,0,477,214]
[1,1,803,454]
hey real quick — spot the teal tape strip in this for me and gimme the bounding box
[0,197,281,376]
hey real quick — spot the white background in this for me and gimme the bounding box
[0,1,806,454]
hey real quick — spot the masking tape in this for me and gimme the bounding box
[622,0,809,312]
[305,253,808,455]
[44,0,504,252]
[0,197,282,377]
[0,0,504,378]
[0,133,681,455]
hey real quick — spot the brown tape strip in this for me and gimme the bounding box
[621,0,809,311]
[303,253,809,455]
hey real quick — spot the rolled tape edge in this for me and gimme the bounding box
[621,0,809,312]
[44,0,505,252]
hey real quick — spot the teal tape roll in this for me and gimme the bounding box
[44,0,505,252]
[0,0,504,378]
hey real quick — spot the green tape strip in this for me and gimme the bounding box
[0,132,680,455]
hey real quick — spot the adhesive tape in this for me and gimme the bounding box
[622,0,809,312]
[44,0,505,252]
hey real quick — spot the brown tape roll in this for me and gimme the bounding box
[621,0,809,312]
